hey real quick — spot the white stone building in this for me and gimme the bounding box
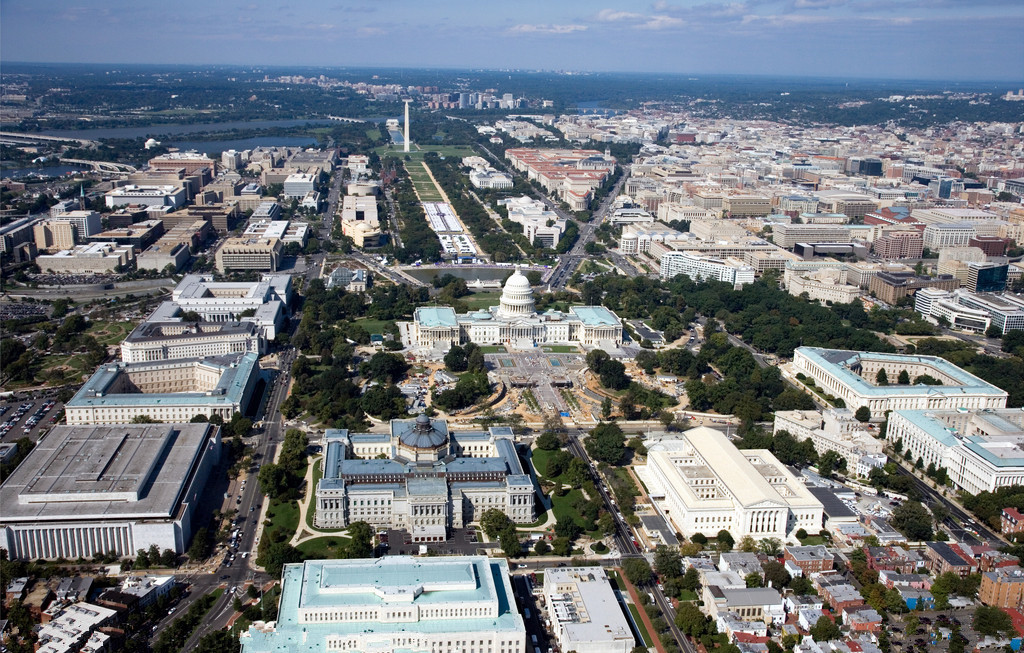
[886,409,1024,495]
[314,416,535,541]
[773,409,886,475]
[408,267,622,350]
[790,347,1008,414]
[637,427,824,541]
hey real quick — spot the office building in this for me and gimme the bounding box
[723,195,772,217]
[504,148,615,210]
[637,427,824,540]
[87,220,165,252]
[283,173,316,198]
[816,191,877,220]
[148,152,215,175]
[922,223,978,249]
[239,556,527,653]
[64,352,260,425]
[137,241,191,272]
[886,409,1024,495]
[33,220,78,252]
[966,263,1009,293]
[948,291,1024,333]
[314,416,535,538]
[873,232,923,260]
[660,251,755,287]
[868,271,958,304]
[969,236,1010,257]
[543,567,634,653]
[773,409,885,471]
[791,347,1008,414]
[36,242,135,274]
[913,288,991,333]
[340,195,382,248]
[787,269,862,304]
[772,224,852,249]
[215,237,282,272]
[50,210,102,239]
[121,320,265,362]
[154,273,291,339]
[105,185,187,209]
[242,219,309,246]
[0,423,220,559]
[499,197,566,248]
[912,208,999,225]
[408,267,622,350]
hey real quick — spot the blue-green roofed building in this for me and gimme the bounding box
[240,556,526,653]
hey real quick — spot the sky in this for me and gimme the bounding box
[2,0,1023,82]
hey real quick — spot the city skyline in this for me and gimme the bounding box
[2,0,1023,82]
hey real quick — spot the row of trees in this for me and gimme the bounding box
[387,158,443,263]
[424,152,524,262]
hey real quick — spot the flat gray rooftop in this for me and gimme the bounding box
[0,423,215,523]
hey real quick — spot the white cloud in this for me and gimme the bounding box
[640,15,687,29]
[595,9,645,22]
[508,23,588,34]
[793,0,846,8]
[594,8,685,30]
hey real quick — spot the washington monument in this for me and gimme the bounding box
[403,100,410,153]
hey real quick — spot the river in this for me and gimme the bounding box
[38,118,335,140]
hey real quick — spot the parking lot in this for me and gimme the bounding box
[381,527,495,556]
[0,396,65,444]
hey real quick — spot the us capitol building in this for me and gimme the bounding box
[407,266,623,350]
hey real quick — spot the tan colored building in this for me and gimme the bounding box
[868,271,959,304]
[979,569,1024,609]
[148,152,216,174]
[215,237,282,273]
[723,195,772,217]
[33,220,77,252]
[340,195,382,248]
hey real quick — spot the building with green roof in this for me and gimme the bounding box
[408,266,622,350]
[240,556,526,653]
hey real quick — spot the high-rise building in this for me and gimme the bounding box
[966,262,1009,293]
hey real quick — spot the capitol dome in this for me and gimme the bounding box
[497,266,535,319]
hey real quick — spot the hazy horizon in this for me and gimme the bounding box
[2,0,1023,83]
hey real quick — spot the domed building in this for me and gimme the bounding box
[408,265,623,350]
[314,415,536,542]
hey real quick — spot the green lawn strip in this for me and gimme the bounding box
[354,317,394,336]
[530,448,549,478]
[296,535,352,559]
[799,536,825,546]
[303,458,324,531]
[462,292,503,310]
[627,603,655,647]
[542,345,580,353]
[479,345,507,354]
[679,590,698,601]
